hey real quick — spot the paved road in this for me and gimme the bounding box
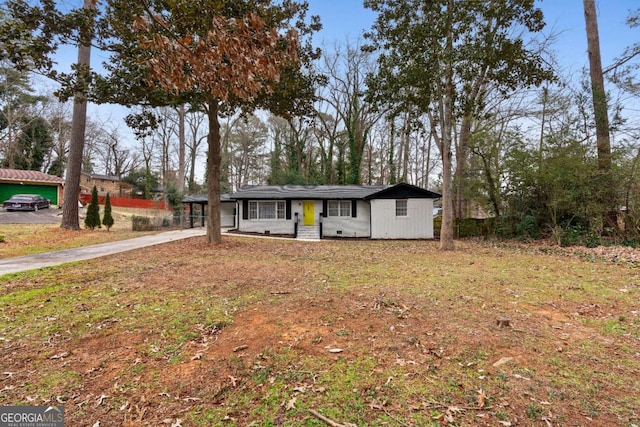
[0,227,207,276]
[0,207,62,224]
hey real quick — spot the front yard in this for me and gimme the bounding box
[0,207,166,258]
[0,237,639,426]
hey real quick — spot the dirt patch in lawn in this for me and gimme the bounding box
[1,237,639,426]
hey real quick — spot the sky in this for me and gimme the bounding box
[84,0,637,116]
[307,0,638,74]
[34,0,639,179]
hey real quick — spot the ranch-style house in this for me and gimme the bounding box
[183,183,441,240]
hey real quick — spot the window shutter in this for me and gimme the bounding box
[322,200,328,218]
[286,200,291,219]
[242,200,248,220]
[351,200,357,217]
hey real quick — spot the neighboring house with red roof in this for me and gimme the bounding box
[0,168,65,206]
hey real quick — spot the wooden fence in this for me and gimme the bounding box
[79,194,168,210]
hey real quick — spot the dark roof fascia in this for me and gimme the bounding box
[364,183,441,200]
[82,172,122,181]
[182,193,235,204]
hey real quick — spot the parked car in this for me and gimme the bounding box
[2,194,51,211]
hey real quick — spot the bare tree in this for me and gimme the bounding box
[0,65,47,168]
[311,111,342,184]
[218,114,269,190]
[184,107,208,192]
[177,104,186,193]
[266,115,319,184]
[38,98,71,177]
[316,39,383,184]
[153,107,180,196]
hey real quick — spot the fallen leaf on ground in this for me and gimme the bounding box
[477,389,486,408]
[492,357,514,367]
[285,396,297,411]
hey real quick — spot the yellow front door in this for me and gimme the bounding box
[303,201,314,225]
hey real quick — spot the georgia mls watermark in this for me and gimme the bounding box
[0,406,64,427]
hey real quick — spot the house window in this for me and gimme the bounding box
[248,201,286,219]
[327,200,351,217]
[396,199,408,216]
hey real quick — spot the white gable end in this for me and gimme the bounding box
[370,198,434,239]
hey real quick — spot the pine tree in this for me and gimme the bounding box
[84,186,101,229]
[102,192,114,231]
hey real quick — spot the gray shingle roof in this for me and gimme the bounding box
[182,184,441,204]
[182,193,234,203]
[231,185,390,200]
[82,172,122,181]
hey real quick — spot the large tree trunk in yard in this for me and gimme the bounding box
[440,144,455,250]
[583,0,615,229]
[206,100,222,244]
[583,0,612,173]
[439,2,456,251]
[61,0,94,230]
[454,114,472,219]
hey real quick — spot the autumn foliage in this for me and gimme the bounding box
[132,12,299,101]
[129,8,303,244]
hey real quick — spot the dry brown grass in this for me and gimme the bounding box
[1,236,639,426]
[0,207,166,258]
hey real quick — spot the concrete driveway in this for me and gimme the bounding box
[0,207,62,224]
[0,227,207,276]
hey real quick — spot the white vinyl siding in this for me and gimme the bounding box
[221,202,236,227]
[370,198,435,239]
[328,200,351,217]
[249,201,286,220]
[322,200,371,238]
[239,199,302,235]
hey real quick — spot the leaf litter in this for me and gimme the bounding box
[1,237,639,425]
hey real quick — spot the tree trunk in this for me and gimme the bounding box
[583,0,612,174]
[60,0,94,230]
[440,128,455,249]
[388,120,396,184]
[401,113,410,182]
[439,1,456,250]
[538,86,548,165]
[189,143,197,192]
[206,100,222,244]
[454,114,472,219]
[584,0,615,231]
[177,104,186,193]
[425,132,432,188]
[476,148,501,217]
[5,99,15,169]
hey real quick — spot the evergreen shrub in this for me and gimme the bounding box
[84,186,101,230]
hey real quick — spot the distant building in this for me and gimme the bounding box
[80,172,132,197]
[0,168,64,205]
